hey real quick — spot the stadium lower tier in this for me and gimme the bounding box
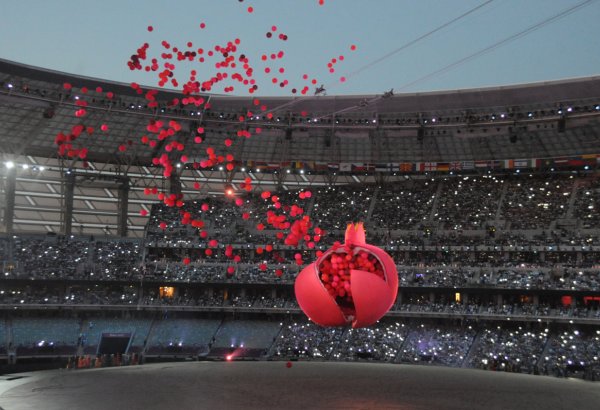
[0,313,598,381]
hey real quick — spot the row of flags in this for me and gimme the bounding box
[242,155,600,173]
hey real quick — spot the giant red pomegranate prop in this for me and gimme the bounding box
[294,223,398,328]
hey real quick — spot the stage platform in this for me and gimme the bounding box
[0,361,598,409]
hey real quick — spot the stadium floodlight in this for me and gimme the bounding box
[5,161,14,169]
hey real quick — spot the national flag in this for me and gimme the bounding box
[461,161,474,170]
[568,159,585,166]
[568,157,595,167]
[449,162,462,170]
[400,163,412,172]
[339,163,352,172]
[352,164,375,172]
[514,159,529,168]
[424,162,437,171]
[436,163,450,172]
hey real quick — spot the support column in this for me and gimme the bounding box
[168,172,181,195]
[396,291,402,307]
[2,166,16,235]
[61,173,75,236]
[117,178,130,237]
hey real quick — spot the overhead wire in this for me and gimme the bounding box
[327,0,496,91]
[316,0,597,121]
[260,0,497,118]
[395,0,597,92]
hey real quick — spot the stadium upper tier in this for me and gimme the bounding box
[1,58,600,165]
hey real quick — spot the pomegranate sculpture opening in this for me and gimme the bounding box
[294,222,398,328]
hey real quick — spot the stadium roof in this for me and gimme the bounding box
[1,59,600,165]
[1,59,600,237]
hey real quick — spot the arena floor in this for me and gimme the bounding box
[0,361,598,410]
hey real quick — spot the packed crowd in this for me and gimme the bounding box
[1,173,600,295]
[12,236,90,279]
[270,319,600,380]
[500,174,575,229]
[397,323,476,367]
[3,234,600,290]
[467,326,548,373]
[434,176,503,230]
[370,179,437,230]
[574,177,600,228]
[311,185,374,231]
[273,321,343,359]
[330,322,409,362]
[0,285,140,306]
[543,329,600,380]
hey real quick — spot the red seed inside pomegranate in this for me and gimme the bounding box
[318,246,384,316]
